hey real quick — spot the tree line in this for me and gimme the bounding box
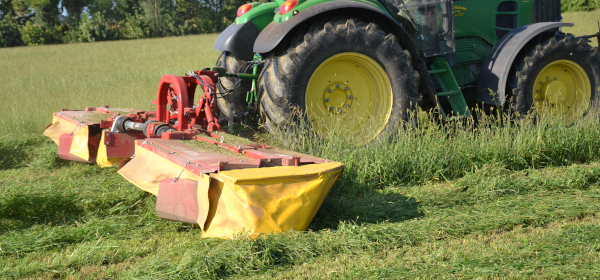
[0,0,247,47]
[0,0,595,48]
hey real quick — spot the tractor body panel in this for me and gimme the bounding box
[235,2,279,29]
[214,22,261,60]
[213,2,278,60]
[477,22,574,106]
[453,0,534,47]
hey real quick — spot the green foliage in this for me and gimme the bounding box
[0,15,23,47]
[0,0,244,47]
[120,11,146,39]
[264,108,600,197]
[20,21,44,45]
[78,12,108,42]
[562,0,600,11]
[29,0,61,26]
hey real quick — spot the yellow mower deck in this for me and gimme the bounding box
[120,139,343,238]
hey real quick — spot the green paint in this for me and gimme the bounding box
[429,57,471,117]
[235,2,279,31]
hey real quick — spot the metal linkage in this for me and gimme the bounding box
[173,161,191,183]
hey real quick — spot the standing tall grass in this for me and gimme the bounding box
[266,108,600,196]
[0,34,221,135]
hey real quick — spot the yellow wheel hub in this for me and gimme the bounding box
[305,53,392,140]
[532,59,591,124]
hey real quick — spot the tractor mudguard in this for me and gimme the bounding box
[477,22,574,106]
[253,1,438,106]
[254,1,416,55]
[214,22,261,61]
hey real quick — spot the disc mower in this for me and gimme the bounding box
[45,0,600,237]
[44,69,344,239]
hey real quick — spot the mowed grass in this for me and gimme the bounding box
[2,11,600,279]
[0,34,221,135]
[563,9,600,48]
[2,136,600,278]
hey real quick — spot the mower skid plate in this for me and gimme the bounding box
[118,136,344,239]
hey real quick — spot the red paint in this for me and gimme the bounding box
[156,178,200,225]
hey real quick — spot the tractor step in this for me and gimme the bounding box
[429,57,471,118]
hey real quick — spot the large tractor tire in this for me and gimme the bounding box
[215,51,253,118]
[512,34,600,124]
[258,18,420,141]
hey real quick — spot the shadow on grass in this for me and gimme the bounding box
[309,192,422,231]
[0,140,31,170]
[0,192,84,232]
[0,136,70,171]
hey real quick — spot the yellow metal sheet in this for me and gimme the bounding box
[117,144,203,195]
[43,115,91,161]
[96,133,126,168]
[196,176,211,229]
[69,125,90,161]
[202,162,343,238]
[43,115,76,145]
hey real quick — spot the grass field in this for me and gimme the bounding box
[563,10,600,48]
[2,11,600,279]
[0,34,221,135]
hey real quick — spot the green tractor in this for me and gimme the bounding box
[213,0,600,140]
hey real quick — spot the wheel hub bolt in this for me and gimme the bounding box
[328,89,332,93]
[338,109,342,113]
[329,106,334,111]
[546,76,550,79]
[336,84,340,88]
[325,98,330,102]
[346,104,351,109]
[349,95,353,99]
[536,90,540,93]
[344,87,349,91]
[554,77,557,80]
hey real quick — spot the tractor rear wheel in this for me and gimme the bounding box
[513,34,600,124]
[215,51,253,118]
[258,18,420,141]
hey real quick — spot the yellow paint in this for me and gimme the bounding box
[202,162,343,238]
[118,143,202,195]
[43,115,76,145]
[68,125,90,161]
[119,142,344,238]
[454,5,466,17]
[43,115,90,161]
[196,175,211,230]
[96,132,128,167]
[532,59,591,125]
[305,52,392,142]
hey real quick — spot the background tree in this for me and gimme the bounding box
[0,0,273,47]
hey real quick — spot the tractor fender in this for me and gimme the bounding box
[214,22,261,61]
[477,22,574,106]
[253,1,438,106]
[253,2,418,55]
